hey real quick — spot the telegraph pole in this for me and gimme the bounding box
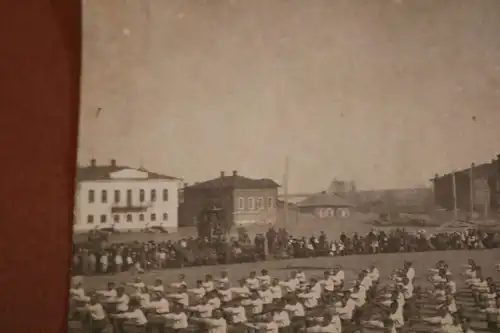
[469,163,475,220]
[452,170,458,221]
[283,156,290,228]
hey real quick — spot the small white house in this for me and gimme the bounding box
[73,159,181,233]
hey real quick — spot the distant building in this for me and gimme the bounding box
[432,154,500,214]
[327,179,356,195]
[298,191,354,219]
[353,188,434,214]
[74,159,181,232]
[179,171,280,228]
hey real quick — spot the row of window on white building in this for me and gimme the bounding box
[237,197,274,210]
[87,188,169,204]
[86,212,168,224]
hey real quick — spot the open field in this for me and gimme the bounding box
[80,248,500,290]
[71,249,500,333]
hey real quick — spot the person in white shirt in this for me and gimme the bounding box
[259,284,275,311]
[105,287,130,313]
[167,285,189,308]
[280,275,299,294]
[203,275,216,293]
[206,291,222,310]
[188,280,207,302]
[110,299,148,332]
[191,309,227,333]
[400,277,414,301]
[217,283,233,305]
[148,279,164,292]
[349,283,367,308]
[135,288,152,308]
[188,297,214,319]
[96,282,117,300]
[444,276,456,296]
[296,269,307,283]
[143,291,170,314]
[329,242,337,256]
[223,299,247,327]
[298,285,319,309]
[469,271,489,305]
[403,261,415,283]
[359,270,373,291]
[482,283,498,307]
[231,280,251,300]
[70,281,89,304]
[170,274,188,289]
[437,295,458,315]
[100,253,109,274]
[284,296,306,332]
[306,313,341,333]
[241,292,264,317]
[114,253,124,273]
[258,269,272,286]
[76,296,108,333]
[320,271,335,298]
[162,304,188,332]
[464,266,481,286]
[364,300,404,329]
[271,305,291,331]
[368,265,380,285]
[309,278,323,300]
[479,295,500,332]
[331,267,345,289]
[269,278,283,301]
[217,271,230,286]
[335,291,356,325]
[143,292,170,333]
[245,312,278,333]
[127,277,146,293]
[422,307,455,332]
[246,271,261,291]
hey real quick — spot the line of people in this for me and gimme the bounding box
[69,258,500,333]
[72,228,500,277]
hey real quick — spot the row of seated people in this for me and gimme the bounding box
[69,261,500,333]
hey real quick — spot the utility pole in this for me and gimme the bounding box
[283,156,290,228]
[470,163,475,220]
[452,170,458,221]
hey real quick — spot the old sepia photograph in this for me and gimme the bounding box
[70,1,500,332]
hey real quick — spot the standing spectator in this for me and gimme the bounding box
[114,251,123,273]
[88,251,96,274]
[100,251,109,274]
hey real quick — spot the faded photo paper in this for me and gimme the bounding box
[69,1,500,332]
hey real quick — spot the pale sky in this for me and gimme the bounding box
[79,0,500,193]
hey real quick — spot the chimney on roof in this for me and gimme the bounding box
[110,159,117,167]
[232,170,237,176]
[90,159,96,167]
[184,182,188,187]
[220,171,225,178]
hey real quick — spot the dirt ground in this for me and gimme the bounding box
[79,248,500,291]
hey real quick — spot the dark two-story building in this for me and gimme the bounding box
[432,154,500,215]
[178,171,280,229]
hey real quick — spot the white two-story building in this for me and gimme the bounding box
[73,159,181,233]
